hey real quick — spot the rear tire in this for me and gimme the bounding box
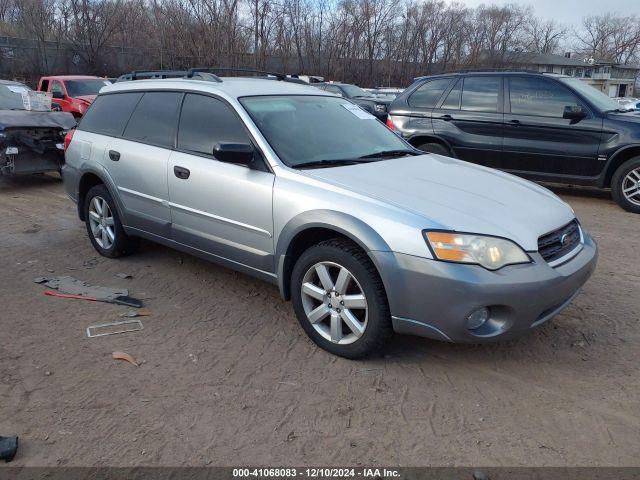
[416,142,451,156]
[611,157,640,214]
[290,238,392,359]
[84,184,139,258]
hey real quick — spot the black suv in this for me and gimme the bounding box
[315,82,392,120]
[387,71,640,213]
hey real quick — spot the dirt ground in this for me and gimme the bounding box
[0,174,639,467]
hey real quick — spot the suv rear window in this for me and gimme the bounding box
[123,92,182,148]
[408,78,452,108]
[461,76,501,112]
[79,92,143,136]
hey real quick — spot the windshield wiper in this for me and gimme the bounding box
[358,149,418,159]
[293,158,373,169]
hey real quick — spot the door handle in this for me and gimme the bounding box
[438,114,453,121]
[173,166,190,180]
[508,119,521,126]
[108,150,120,161]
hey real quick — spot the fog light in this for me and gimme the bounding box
[466,307,490,330]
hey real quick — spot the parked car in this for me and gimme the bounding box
[0,79,75,176]
[365,87,404,99]
[63,71,597,358]
[387,71,640,213]
[37,76,112,118]
[615,97,640,111]
[314,82,392,120]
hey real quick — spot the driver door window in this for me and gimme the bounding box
[509,77,582,118]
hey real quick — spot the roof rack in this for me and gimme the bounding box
[186,67,287,81]
[414,68,543,80]
[116,67,303,84]
[116,70,222,82]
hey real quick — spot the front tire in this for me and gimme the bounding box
[290,238,392,359]
[416,142,451,156]
[611,157,640,214]
[84,184,139,257]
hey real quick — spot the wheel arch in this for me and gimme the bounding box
[603,145,640,188]
[77,167,124,222]
[406,134,455,156]
[275,210,391,301]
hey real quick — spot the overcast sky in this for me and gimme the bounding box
[448,0,638,24]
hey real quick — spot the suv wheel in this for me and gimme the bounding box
[85,184,139,257]
[417,142,450,156]
[611,157,640,214]
[291,238,392,359]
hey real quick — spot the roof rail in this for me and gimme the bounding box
[116,67,302,84]
[186,67,287,81]
[413,68,543,81]
[116,70,222,83]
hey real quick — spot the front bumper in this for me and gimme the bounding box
[371,233,598,343]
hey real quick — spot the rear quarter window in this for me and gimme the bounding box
[79,92,143,137]
[408,78,453,108]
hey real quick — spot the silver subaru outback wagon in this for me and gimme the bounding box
[62,72,598,358]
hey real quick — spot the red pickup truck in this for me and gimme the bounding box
[37,76,111,117]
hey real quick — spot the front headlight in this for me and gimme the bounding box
[374,103,386,112]
[424,231,530,270]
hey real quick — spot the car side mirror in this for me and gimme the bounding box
[563,105,587,121]
[213,143,255,166]
[52,91,64,99]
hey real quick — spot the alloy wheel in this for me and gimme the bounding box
[300,261,368,345]
[88,196,115,250]
[622,167,640,206]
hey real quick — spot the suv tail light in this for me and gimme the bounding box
[63,129,75,151]
[386,116,396,130]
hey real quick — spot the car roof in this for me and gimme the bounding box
[41,75,104,80]
[101,77,335,99]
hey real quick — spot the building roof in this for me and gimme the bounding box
[487,51,640,70]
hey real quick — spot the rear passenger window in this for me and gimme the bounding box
[79,92,143,136]
[408,78,452,108]
[441,80,461,110]
[178,94,250,156]
[123,92,182,148]
[461,77,501,112]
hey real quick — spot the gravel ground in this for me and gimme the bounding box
[0,174,639,467]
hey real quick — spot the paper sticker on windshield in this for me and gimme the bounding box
[341,103,376,120]
[7,85,28,94]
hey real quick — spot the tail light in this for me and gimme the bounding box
[63,129,75,151]
[386,116,395,130]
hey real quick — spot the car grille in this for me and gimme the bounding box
[538,219,581,264]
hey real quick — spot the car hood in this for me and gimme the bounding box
[75,95,96,104]
[605,110,640,123]
[0,110,76,130]
[353,96,392,105]
[304,154,575,251]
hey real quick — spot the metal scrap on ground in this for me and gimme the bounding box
[35,276,143,308]
[86,320,144,338]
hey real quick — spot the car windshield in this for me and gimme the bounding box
[558,77,622,112]
[241,95,413,168]
[65,79,111,97]
[0,83,31,110]
[341,85,372,98]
